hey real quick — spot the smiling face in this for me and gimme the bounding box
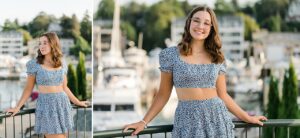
[189,11,212,41]
[39,36,52,56]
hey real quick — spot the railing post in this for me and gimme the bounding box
[5,117,7,138]
[13,116,15,138]
[29,113,31,138]
[287,127,290,138]
[84,108,86,138]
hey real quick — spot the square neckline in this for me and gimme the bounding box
[39,64,63,72]
[174,46,215,66]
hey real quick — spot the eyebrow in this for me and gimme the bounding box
[191,17,211,22]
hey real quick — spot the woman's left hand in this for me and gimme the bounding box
[76,101,89,107]
[246,116,268,126]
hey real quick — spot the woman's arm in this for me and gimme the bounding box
[123,72,173,136]
[216,75,267,125]
[6,75,35,116]
[62,75,88,107]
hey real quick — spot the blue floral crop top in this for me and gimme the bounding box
[159,47,226,88]
[26,59,68,86]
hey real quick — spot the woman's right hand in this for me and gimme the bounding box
[6,107,20,117]
[123,121,147,136]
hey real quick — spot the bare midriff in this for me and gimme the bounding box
[38,85,64,93]
[176,88,218,100]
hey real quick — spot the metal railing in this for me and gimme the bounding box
[93,119,300,138]
[0,105,92,138]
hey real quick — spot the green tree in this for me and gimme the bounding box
[237,13,260,41]
[70,36,91,56]
[17,29,32,45]
[262,14,281,32]
[80,11,92,44]
[60,15,73,38]
[143,0,184,51]
[28,12,54,37]
[278,59,300,138]
[2,19,19,31]
[77,52,87,100]
[264,75,280,138]
[71,14,81,37]
[214,0,236,15]
[60,14,81,39]
[95,0,114,20]
[67,64,79,98]
[121,21,136,41]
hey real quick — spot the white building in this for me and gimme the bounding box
[170,15,245,62]
[60,38,74,56]
[253,32,300,64]
[0,31,23,58]
[218,15,245,62]
[47,22,62,35]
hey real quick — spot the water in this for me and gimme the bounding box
[0,80,25,111]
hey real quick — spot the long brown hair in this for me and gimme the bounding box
[178,6,224,64]
[36,32,63,67]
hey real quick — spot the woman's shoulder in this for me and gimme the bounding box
[26,59,38,66]
[160,46,178,56]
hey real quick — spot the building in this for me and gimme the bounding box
[0,31,23,58]
[218,15,245,62]
[47,22,62,35]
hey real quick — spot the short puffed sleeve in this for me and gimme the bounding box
[159,47,175,73]
[218,61,227,75]
[26,59,38,76]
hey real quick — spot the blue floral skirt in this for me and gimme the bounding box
[172,97,235,138]
[34,92,73,134]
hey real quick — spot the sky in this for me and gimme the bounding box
[93,0,260,13]
[0,0,93,25]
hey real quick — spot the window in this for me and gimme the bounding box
[93,104,111,111]
[115,104,134,111]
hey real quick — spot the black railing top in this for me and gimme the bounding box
[93,119,300,138]
[0,105,92,119]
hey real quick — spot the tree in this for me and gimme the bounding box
[80,11,92,44]
[95,0,114,20]
[120,21,136,41]
[28,12,54,37]
[264,75,280,138]
[60,14,81,39]
[67,64,79,98]
[278,59,300,138]
[60,15,73,38]
[143,0,184,51]
[237,13,260,41]
[70,36,91,56]
[2,19,19,31]
[17,29,32,45]
[71,14,81,37]
[77,52,87,100]
[214,0,236,15]
[262,14,281,32]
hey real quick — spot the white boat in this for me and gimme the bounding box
[93,87,142,131]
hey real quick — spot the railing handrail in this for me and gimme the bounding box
[0,105,92,119]
[93,119,300,137]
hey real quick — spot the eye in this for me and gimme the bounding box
[205,22,211,26]
[192,19,200,23]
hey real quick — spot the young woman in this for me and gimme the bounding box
[6,32,88,138]
[123,6,267,137]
